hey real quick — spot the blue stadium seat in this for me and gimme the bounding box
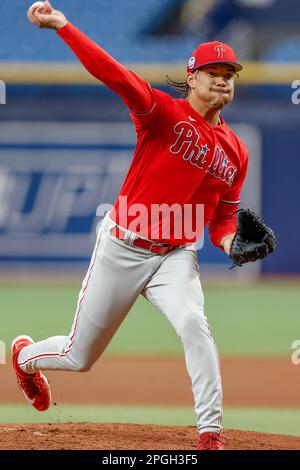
[1,0,300,64]
[262,38,300,62]
[0,0,201,63]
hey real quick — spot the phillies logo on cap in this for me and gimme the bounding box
[214,45,226,59]
[188,56,196,69]
[186,41,243,73]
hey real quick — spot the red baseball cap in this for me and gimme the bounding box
[187,41,243,74]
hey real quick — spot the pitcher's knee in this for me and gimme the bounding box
[78,366,91,373]
[66,355,95,372]
[76,363,93,373]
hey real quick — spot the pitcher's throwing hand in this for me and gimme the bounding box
[27,0,67,30]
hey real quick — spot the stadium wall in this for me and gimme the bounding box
[0,83,297,274]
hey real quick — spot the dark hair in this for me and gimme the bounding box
[165,75,190,98]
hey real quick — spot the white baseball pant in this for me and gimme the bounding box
[18,213,223,433]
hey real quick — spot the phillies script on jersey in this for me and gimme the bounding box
[58,23,248,248]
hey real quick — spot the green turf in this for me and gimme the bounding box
[222,407,300,437]
[1,284,299,356]
[1,405,300,437]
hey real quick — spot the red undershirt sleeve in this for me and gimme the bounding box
[57,22,154,115]
[209,157,248,250]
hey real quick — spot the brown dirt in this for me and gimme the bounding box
[2,356,300,407]
[2,355,300,450]
[0,423,300,450]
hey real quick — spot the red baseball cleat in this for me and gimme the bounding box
[12,335,51,412]
[197,431,225,450]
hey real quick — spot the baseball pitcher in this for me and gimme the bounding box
[12,1,276,450]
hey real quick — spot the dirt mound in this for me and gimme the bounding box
[0,423,299,450]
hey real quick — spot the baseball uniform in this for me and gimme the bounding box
[16,23,248,435]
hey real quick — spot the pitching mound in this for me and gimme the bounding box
[0,423,300,450]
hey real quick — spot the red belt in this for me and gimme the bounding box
[111,226,177,255]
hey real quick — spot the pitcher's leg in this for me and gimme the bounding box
[144,249,223,434]
[18,231,153,373]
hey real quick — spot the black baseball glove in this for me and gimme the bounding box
[229,209,277,269]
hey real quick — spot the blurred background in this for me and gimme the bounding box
[0,0,300,439]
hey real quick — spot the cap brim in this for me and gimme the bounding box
[196,61,243,72]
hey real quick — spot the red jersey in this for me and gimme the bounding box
[58,23,248,249]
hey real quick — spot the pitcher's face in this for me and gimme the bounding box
[187,64,236,110]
